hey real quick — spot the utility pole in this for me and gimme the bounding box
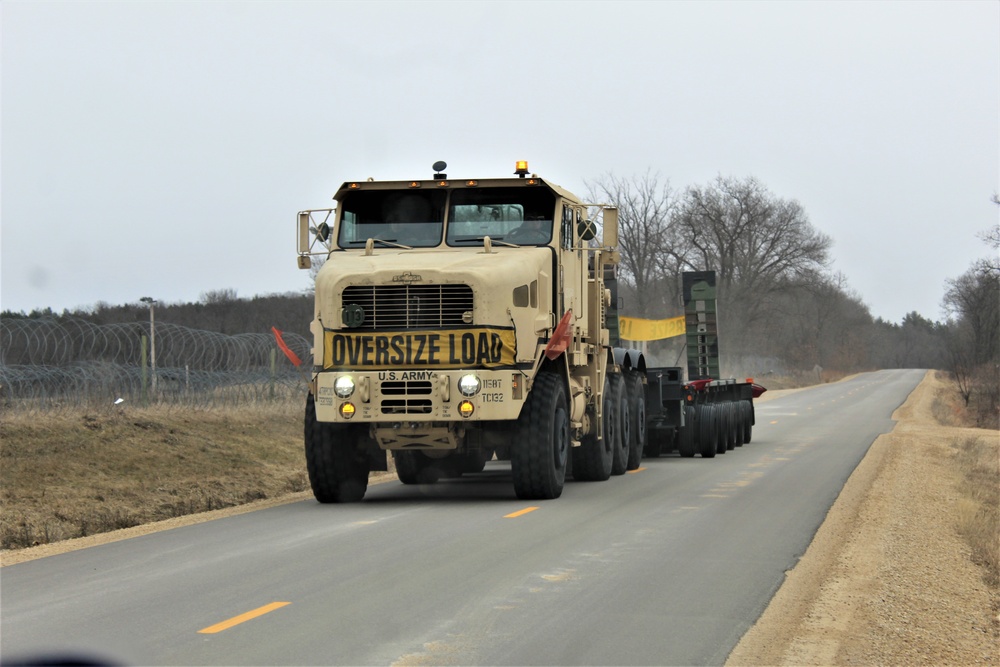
[140,296,158,396]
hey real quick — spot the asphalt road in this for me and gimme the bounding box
[0,369,925,666]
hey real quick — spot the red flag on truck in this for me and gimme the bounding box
[271,327,303,367]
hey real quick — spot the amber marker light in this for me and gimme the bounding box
[348,183,360,189]
[340,402,356,418]
[458,400,475,418]
[465,180,478,187]
[409,181,421,188]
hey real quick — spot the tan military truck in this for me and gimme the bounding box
[296,161,648,501]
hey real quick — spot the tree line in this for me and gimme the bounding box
[590,172,998,426]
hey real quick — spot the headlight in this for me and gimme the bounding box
[334,376,356,398]
[458,374,481,397]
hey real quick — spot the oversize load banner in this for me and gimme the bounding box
[619,315,686,341]
[324,327,517,369]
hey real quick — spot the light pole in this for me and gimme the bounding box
[140,297,157,395]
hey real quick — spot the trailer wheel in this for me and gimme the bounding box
[715,404,729,454]
[610,374,629,476]
[732,403,745,447]
[511,372,569,500]
[573,376,615,481]
[393,451,442,485]
[677,406,696,457]
[304,394,370,502]
[697,404,717,458]
[625,372,646,470]
[723,403,737,451]
[742,401,754,443]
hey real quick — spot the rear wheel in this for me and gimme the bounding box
[625,372,646,471]
[573,376,615,481]
[511,372,569,499]
[393,450,441,485]
[610,374,629,476]
[304,394,370,502]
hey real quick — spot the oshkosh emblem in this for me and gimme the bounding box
[392,272,423,284]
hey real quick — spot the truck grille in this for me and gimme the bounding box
[342,284,473,330]
[380,380,433,414]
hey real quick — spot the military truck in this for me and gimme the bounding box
[295,161,762,503]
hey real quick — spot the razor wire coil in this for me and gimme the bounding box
[0,318,312,413]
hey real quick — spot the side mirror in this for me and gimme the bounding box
[578,219,598,241]
[298,212,311,253]
[602,208,618,248]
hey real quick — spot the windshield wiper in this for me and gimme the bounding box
[453,236,520,248]
[346,238,413,250]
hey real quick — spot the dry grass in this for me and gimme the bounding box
[932,370,999,610]
[0,401,309,550]
[953,436,1000,590]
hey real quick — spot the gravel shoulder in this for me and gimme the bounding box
[727,370,999,666]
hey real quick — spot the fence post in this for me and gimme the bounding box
[141,335,149,406]
[270,348,277,400]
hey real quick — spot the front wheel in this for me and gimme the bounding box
[511,372,569,499]
[304,394,370,502]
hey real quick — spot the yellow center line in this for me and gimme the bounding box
[198,601,291,634]
[504,506,540,518]
[626,467,646,474]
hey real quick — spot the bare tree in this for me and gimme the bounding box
[671,176,832,354]
[943,259,1000,366]
[586,171,680,317]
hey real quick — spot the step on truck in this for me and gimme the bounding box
[295,161,761,502]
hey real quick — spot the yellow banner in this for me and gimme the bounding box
[324,327,517,369]
[619,315,686,341]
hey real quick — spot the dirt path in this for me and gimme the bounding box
[727,371,998,666]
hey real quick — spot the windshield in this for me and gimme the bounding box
[337,191,446,247]
[446,187,556,246]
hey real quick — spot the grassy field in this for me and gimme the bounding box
[0,401,310,549]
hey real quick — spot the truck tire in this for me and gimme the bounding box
[741,401,754,443]
[677,405,696,457]
[732,402,745,447]
[304,394,370,502]
[458,449,490,474]
[715,404,729,454]
[697,404,717,458]
[572,376,615,481]
[625,372,646,471]
[722,403,736,451]
[511,372,569,500]
[610,374,630,476]
[393,450,441,485]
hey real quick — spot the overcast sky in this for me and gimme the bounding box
[2,0,997,324]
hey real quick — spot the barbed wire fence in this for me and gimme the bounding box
[0,318,312,414]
